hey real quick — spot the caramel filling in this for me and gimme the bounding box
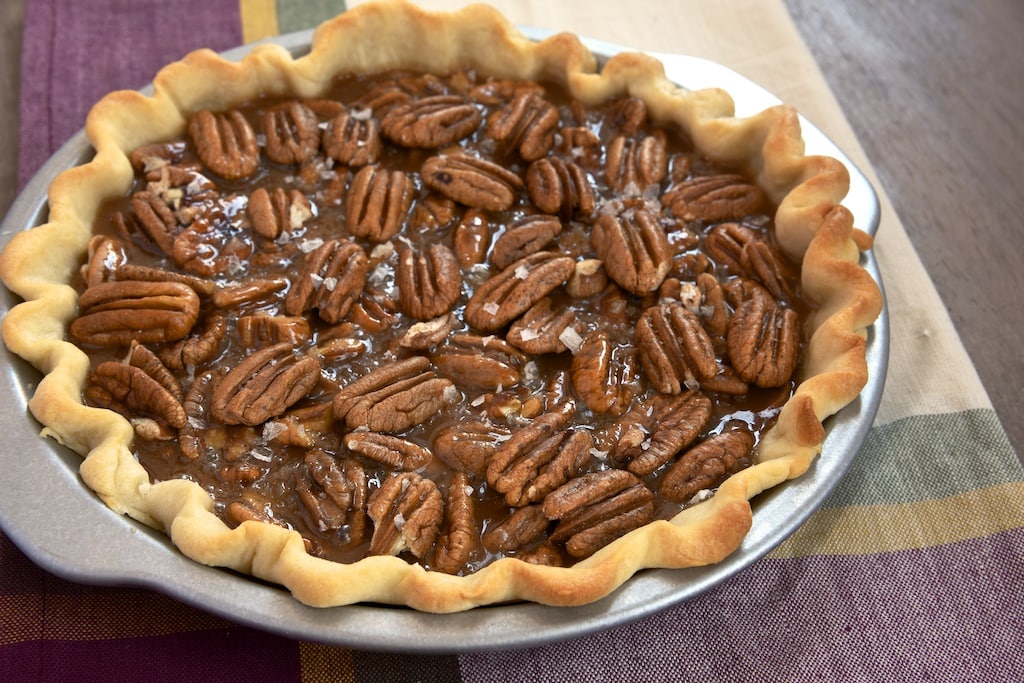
[74,70,811,573]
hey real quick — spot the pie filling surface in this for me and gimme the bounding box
[73,69,810,574]
[0,1,882,612]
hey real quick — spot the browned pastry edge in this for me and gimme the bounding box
[0,0,883,612]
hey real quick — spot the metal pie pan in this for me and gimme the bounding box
[0,28,888,653]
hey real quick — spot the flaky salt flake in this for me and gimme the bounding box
[470,394,486,407]
[522,361,539,383]
[589,448,609,461]
[250,447,273,463]
[185,174,210,196]
[517,328,540,342]
[262,421,287,442]
[393,512,406,529]
[558,326,584,354]
[687,489,715,506]
[309,273,324,287]
[322,276,338,292]
[226,254,245,276]
[298,238,324,253]
[443,384,461,403]
[351,107,373,121]
[482,302,500,316]
[514,265,530,280]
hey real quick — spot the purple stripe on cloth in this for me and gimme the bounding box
[18,0,244,187]
[1,628,304,683]
[460,528,1024,683]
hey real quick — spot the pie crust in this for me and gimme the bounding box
[0,0,883,612]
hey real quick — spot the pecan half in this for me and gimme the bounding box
[395,243,462,320]
[740,239,796,302]
[432,333,523,391]
[332,356,456,433]
[481,504,548,553]
[187,110,259,179]
[662,173,768,222]
[128,191,179,256]
[506,297,582,355]
[452,209,491,267]
[367,472,444,559]
[179,371,214,459]
[605,133,668,193]
[486,408,591,507]
[486,90,559,161]
[211,278,288,309]
[543,469,654,558]
[433,420,511,476]
[570,330,639,416]
[85,356,187,431]
[81,236,127,287]
[344,431,432,470]
[323,108,383,166]
[171,224,253,278]
[345,165,415,242]
[248,187,313,241]
[158,314,227,371]
[114,264,216,297]
[210,342,322,426]
[421,153,524,212]
[128,339,182,400]
[727,292,799,388]
[556,126,602,168]
[607,97,648,136]
[635,302,718,393]
[704,222,759,275]
[659,429,755,503]
[604,390,712,476]
[71,280,200,347]
[262,101,320,165]
[565,259,608,299]
[431,472,480,574]
[463,251,575,332]
[284,239,368,324]
[591,208,672,294]
[490,215,562,270]
[525,157,595,220]
[296,451,368,540]
[380,95,482,148]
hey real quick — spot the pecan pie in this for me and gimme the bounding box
[0,1,882,612]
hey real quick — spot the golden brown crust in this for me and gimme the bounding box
[0,0,882,612]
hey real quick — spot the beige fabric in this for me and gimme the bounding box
[352,0,992,426]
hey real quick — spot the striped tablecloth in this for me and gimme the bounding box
[3,0,1022,680]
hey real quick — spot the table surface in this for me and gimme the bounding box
[2,0,1020,464]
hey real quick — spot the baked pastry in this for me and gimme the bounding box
[0,0,882,612]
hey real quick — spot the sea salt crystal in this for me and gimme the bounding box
[514,265,530,280]
[483,302,500,316]
[351,107,373,121]
[262,421,287,441]
[322,276,338,292]
[518,328,540,342]
[393,512,406,529]
[298,238,324,253]
[558,326,584,354]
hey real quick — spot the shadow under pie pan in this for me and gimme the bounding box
[0,28,888,653]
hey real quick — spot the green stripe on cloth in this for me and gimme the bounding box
[770,481,1024,557]
[822,409,1022,509]
[276,0,347,34]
